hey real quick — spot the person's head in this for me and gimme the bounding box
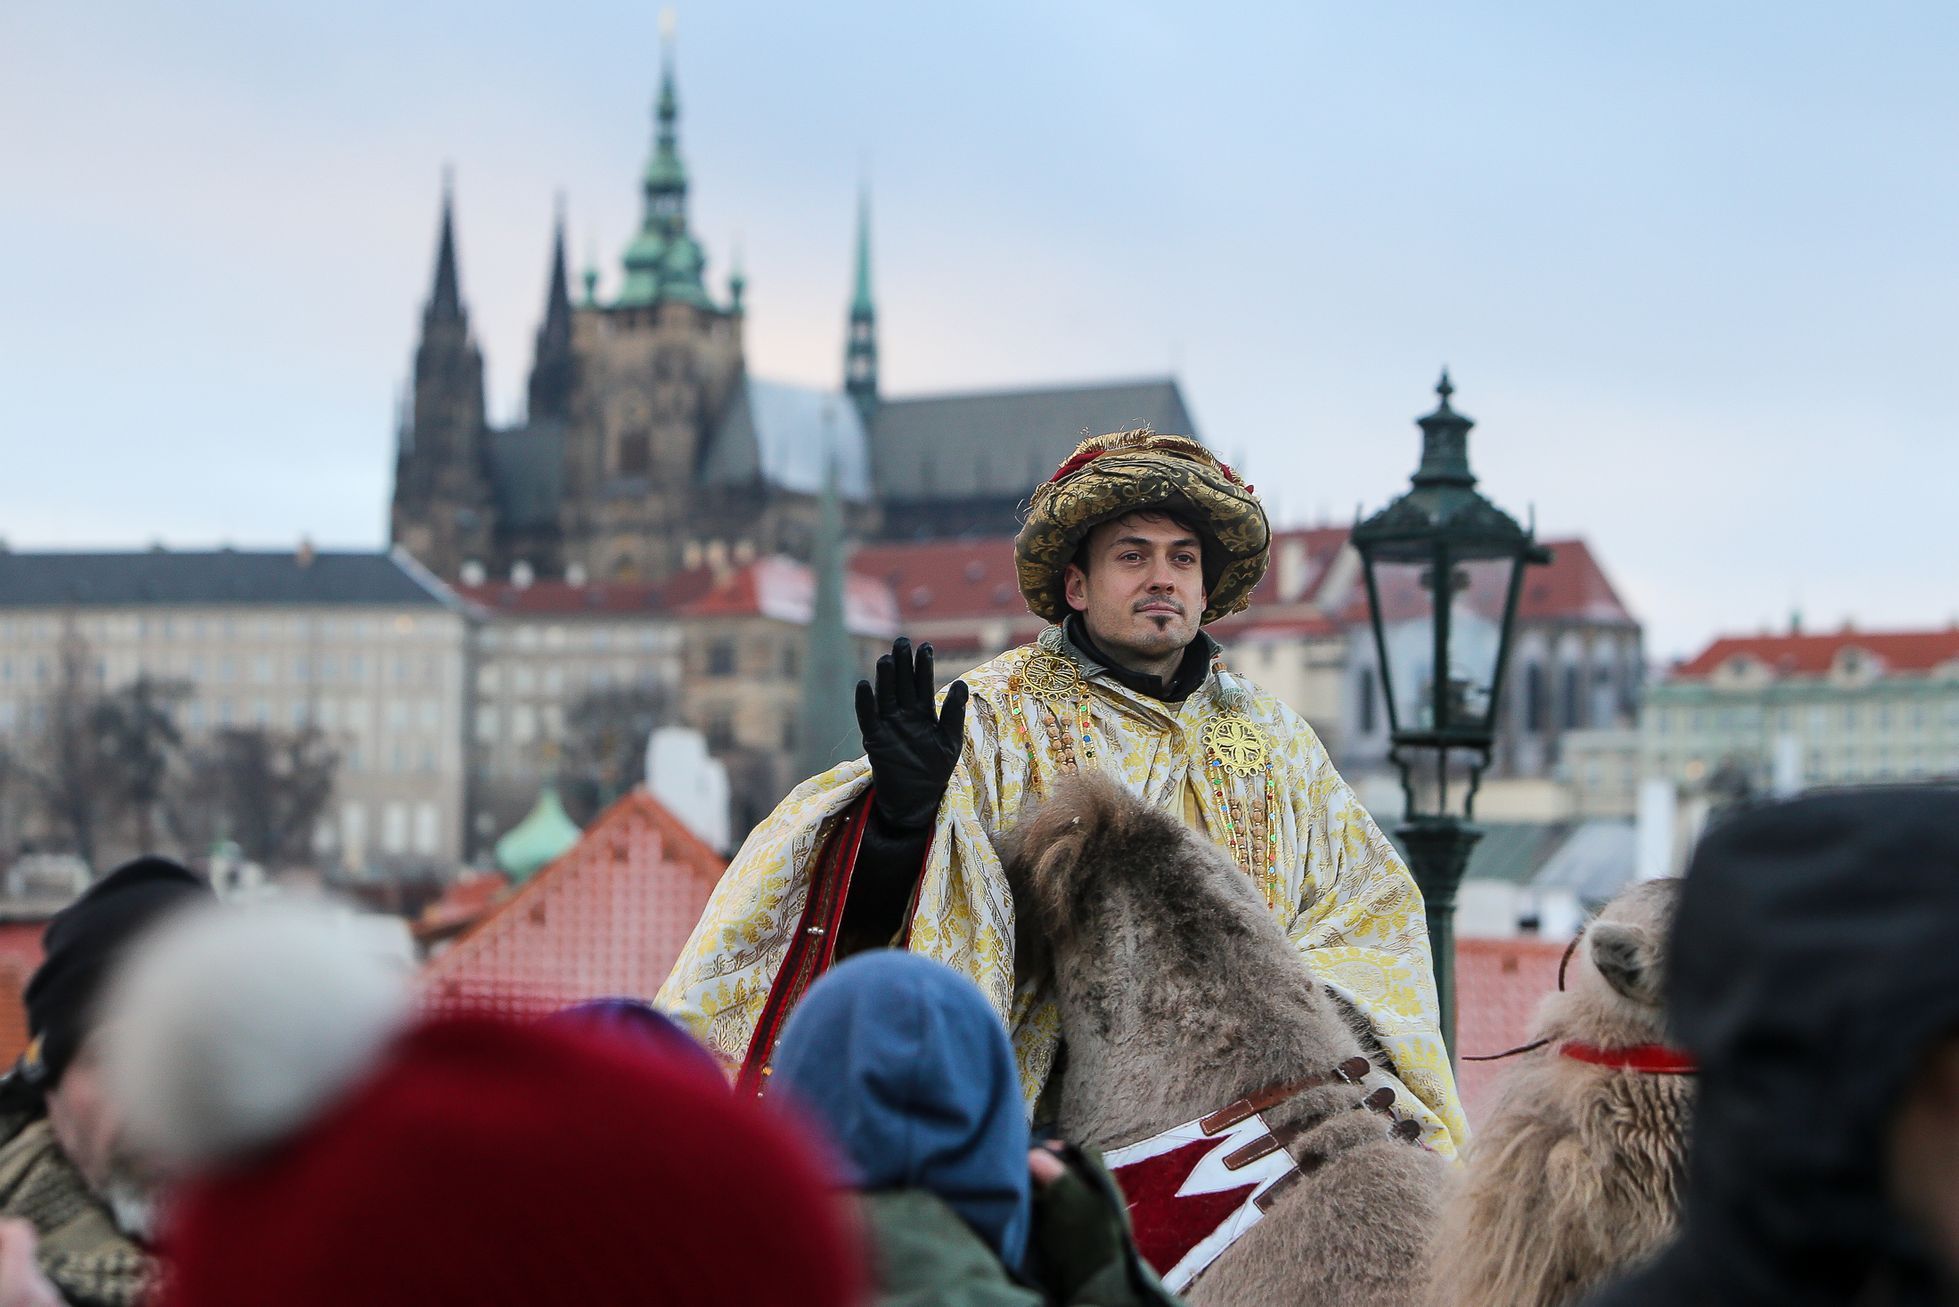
[1662,785,1959,1290]
[1015,429,1270,638]
[1061,509,1207,670]
[770,952,1032,1271]
[544,997,728,1088]
[99,905,862,1307]
[13,855,211,1237]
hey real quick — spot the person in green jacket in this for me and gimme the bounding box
[771,952,1182,1307]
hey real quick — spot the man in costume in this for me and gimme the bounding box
[657,429,1468,1154]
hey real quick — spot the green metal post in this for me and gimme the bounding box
[1397,816,1483,1061]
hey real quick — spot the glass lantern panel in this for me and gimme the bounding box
[1444,559,1515,734]
[1365,560,1440,734]
[1367,555,1520,737]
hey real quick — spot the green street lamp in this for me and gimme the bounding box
[1350,371,1550,1056]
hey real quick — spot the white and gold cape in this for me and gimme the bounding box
[656,631,1470,1156]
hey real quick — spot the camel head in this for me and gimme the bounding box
[1000,774,1274,998]
[1551,878,1682,1045]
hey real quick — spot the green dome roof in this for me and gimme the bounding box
[493,787,582,883]
[622,228,668,271]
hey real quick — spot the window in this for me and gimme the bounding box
[414,803,440,856]
[707,639,737,677]
[543,666,564,695]
[290,702,309,729]
[781,643,800,679]
[340,803,366,859]
[617,430,651,476]
[1357,667,1377,735]
[706,709,735,750]
[252,656,272,684]
[1561,666,1583,730]
[381,803,408,855]
[293,656,310,683]
[347,653,365,684]
[513,666,536,695]
[253,700,271,726]
[512,705,537,743]
[478,664,501,694]
[386,702,409,730]
[418,700,440,730]
[1524,664,1546,733]
[475,706,498,743]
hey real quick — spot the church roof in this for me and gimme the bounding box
[420,787,728,1020]
[0,548,460,609]
[701,377,872,500]
[486,420,566,529]
[868,377,1196,503]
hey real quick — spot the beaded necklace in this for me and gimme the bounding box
[1004,630,1281,907]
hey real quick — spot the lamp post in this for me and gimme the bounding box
[1350,371,1549,1056]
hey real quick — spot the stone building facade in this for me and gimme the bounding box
[0,548,472,874]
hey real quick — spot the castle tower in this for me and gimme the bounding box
[844,188,878,426]
[391,178,494,577]
[556,13,745,582]
[527,199,576,423]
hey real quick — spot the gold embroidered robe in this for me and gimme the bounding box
[655,636,1470,1156]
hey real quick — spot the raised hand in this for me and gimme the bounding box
[853,637,970,832]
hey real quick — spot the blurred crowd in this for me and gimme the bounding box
[0,785,1953,1306]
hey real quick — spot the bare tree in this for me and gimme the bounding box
[21,629,111,868]
[558,682,675,823]
[93,674,190,851]
[166,727,338,869]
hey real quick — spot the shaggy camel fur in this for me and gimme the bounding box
[1428,879,1690,1307]
[1004,776,1448,1307]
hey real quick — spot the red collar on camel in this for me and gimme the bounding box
[1559,1042,1698,1074]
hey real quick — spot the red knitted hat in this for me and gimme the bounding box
[153,1014,864,1307]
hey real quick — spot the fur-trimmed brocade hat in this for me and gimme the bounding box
[1015,430,1270,626]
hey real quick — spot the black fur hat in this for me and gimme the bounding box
[16,856,211,1093]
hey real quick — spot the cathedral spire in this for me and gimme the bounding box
[844,186,878,424]
[619,10,709,309]
[427,171,463,324]
[528,197,576,422]
[797,448,861,780]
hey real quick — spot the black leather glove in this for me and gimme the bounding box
[853,637,969,833]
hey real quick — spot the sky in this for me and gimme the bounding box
[2,1,1954,660]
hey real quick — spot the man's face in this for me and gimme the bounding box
[43,1032,164,1241]
[1062,513,1207,670]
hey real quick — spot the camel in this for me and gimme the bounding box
[1429,878,1689,1307]
[1004,776,1448,1307]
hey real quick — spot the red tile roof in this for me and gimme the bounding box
[1453,936,1569,1125]
[853,535,1028,622]
[0,920,46,1064]
[419,789,728,1020]
[856,531,1632,634]
[1329,536,1635,629]
[412,871,510,945]
[1515,539,1636,625]
[456,580,669,616]
[676,556,899,636]
[1672,627,1959,680]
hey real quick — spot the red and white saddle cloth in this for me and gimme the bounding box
[1105,1109,1299,1294]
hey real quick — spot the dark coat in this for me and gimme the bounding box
[861,1148,1182,1307]
[1585,786,1959,1307]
